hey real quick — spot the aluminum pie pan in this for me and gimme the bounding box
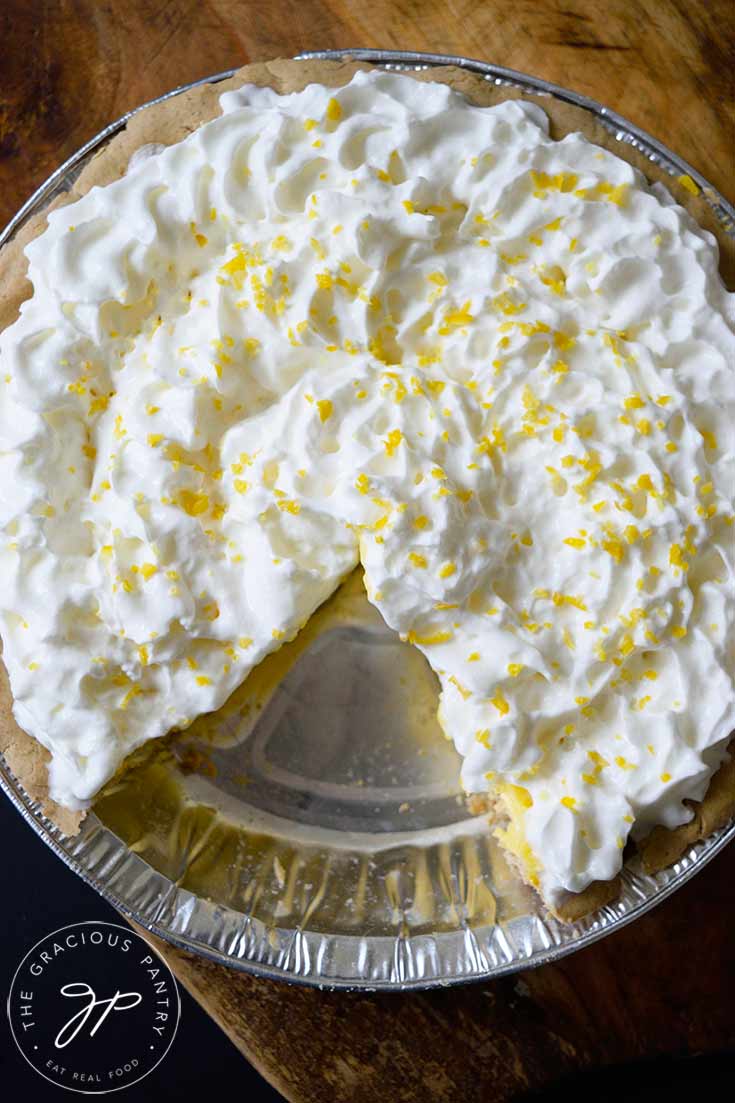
[0,50,732,991]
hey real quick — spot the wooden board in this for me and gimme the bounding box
[1,0,734,227]
[2,2,734,1099]
[131,842,735,1101]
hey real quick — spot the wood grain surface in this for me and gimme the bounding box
[2,2,734,1101]
[1,0,733,228]
[133,843,735,1101]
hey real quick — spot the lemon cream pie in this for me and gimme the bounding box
[1,61,733,914]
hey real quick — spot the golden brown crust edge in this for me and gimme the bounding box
[1,57,733,916]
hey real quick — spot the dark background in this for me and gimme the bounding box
[1,792,281,1102]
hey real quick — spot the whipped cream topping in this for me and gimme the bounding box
[1,70,733,904]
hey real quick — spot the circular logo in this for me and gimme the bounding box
[7,921,180,1094]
